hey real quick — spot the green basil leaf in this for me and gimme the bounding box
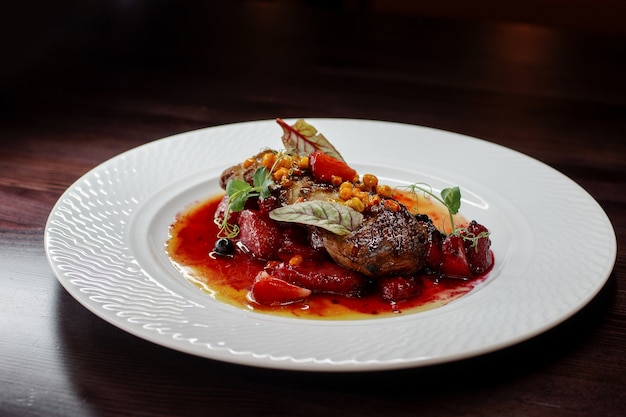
[259,181,273,199]
[252,167,268,189]
[226,179,251,196]
[441,186,461,215]
[226,179,252,212]
[229,192,250,212]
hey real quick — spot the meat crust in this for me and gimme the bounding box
[220,153,429,279]
[320,200,428,278]
[220,155,339,203]
[219,151,270,190]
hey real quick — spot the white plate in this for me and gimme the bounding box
[45,119,617,372]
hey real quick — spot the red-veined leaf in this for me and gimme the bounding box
[276,118,345,161]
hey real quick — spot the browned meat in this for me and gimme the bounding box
[220,154,428,279]
[219,150,270,189]
[219,153,339,203]
[276,175,339,205]
[320,200,429,278]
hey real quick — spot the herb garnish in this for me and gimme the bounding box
[215,166,274,238]
[405,184,461,233]
[216,117,347,239]
[462,228,491,250]
[269,200,363,236]
[216,119,488,245]
[276,118,345,162]
[404,183,490,244]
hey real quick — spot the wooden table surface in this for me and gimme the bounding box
[2,2,625,416]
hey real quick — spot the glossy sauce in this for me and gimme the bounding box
[166,192,486,320]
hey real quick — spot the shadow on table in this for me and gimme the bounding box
[55,274,616,416]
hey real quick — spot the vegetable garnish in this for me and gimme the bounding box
[168,118,497,315]
[216,118,488,248]
[403,184,490,244]
[216,118,349,239]
[228,167,274,210]
[461,227,491,251]
[269,200,363,236]
[277,118,345,162]
[216,166,274,238]
[404,184,461,233]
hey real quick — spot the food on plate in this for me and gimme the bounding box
[167,118,493,318]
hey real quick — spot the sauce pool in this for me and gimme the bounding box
[166,193,486,320]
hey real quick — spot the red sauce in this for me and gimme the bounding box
[166,194,486,320]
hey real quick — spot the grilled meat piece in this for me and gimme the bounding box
[276,175,339,204]
[219,150,270,190]
[220,155,429,279]
[320,200,429,278]
[220,153,339,204]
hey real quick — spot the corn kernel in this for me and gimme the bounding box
[298,156,309,169]
[278,156,292,169]
[384,199,400,212]
[347,197,365,212]
[339,187,353,200]
[362,174,378,188]
[273,167,289,180]
[368,194,381,207]
[289,254,303,266]
[261,152,277,171]
[353,190,369,200]
[339,181,353,190]
[331,175,343,186]
[376,184,393,198]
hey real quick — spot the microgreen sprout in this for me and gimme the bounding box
[215,151,289,238]
[404,183,490,244]
[215,167,272,238]
[404,183,461,234]
[459,228,491,250]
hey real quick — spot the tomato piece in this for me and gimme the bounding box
[267,260,368,297]
[417,218,444,272]
[276,227,329,262]
[463,221,493,275]
[250,271,312,305]
[378,276,422,302]
[309,150,357,183]
[440,235,471,279]
[238,210,283,260]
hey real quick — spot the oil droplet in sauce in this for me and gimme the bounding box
[166,191,486,320]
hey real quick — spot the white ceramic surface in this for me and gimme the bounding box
[45,119,617,372]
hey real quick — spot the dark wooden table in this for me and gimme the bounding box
[2,2,625,416]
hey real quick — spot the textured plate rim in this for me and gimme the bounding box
[44,118,617,372]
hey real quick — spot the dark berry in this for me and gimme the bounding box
[213,238,235,256]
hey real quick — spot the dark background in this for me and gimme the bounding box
[3,0,625,222]
[1,2,625,416]
[3,0,626,119]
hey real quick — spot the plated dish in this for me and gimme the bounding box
[45,119,617,372]
[167,118,495,319]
